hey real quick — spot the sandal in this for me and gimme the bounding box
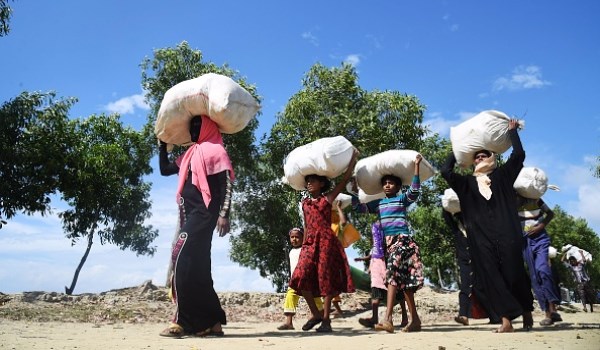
[539,318,554,326]
[159,324,185,338]
[550,312,562,322]
[374,320,394,333]
[454,316,469,326]
[358,317,376,328]
[302,318,323,331]
[315,320,332,333]
[277,324,295,330]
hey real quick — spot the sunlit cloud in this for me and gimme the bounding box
[344,54,361,67]
[493,65,551,92]
[301,31,319,46]
[105,93,149,115]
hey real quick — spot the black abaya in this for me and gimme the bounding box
[441,129,533,320]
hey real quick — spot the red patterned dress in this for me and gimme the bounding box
[289,195,355,296]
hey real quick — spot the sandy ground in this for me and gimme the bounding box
[2,310,599,350]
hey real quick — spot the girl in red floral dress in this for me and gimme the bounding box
[289,148,359,333]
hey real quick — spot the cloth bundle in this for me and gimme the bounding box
[155,73,260,146]
[450,110,524,168]
[354,150,435,195]
[441,188,461,214]
[562,244,593,262]
[513,166,549,199]
[283,136,354,191]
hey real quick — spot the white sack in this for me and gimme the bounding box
[441,188,461,214]
[562,244,593,262]
[450,110,524,168]
[548,246,558,259]
[358,189,386,204]
[334,193,352,209]
[155,73,260,145]
[514,166,548,199]
[283,136,354,191]
[354,150,436,195]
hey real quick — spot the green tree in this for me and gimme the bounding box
[1,91,159,294]
[0,92,76,222]
[546,205,600,291]
[60,114,158,294]
[0,0,13,37]
[409,206,456,288]
[232,63,432,291]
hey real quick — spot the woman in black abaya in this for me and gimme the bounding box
[441,119,534,333]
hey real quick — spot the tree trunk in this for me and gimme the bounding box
[437,266,445,289]
[65,233,94,295]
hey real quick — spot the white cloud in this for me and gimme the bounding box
[344,54,361,67]
[301,31,319,46]
[493,65,551,92]
[450,24,459,32]
[424,111,476,136]
[105,93,149,115]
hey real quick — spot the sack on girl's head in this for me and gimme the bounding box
[155,73,260,145]
[354,150,435,195]
[283,136,354,191]
[441,188,461,214]
[514,167,548,199]
[450,110,524,168]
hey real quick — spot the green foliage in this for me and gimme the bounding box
[140,41,261,185]
[546,205,600,290]
[1,91,159,293]
[0,91,76,219]
[0,0,13,37]
[59,114,158,255]
[409,206,456,288]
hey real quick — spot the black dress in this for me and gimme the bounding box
[441,129,533,320]
[160,143,229,334]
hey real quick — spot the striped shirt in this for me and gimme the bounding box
[377,175,420,236]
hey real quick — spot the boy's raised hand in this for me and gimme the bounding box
[415,153,422,165]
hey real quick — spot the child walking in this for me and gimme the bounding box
[278,228,324,330]
[355,222,408,328]
[563,249,595,312]
[370,153,424,333]
[289,148,359,333]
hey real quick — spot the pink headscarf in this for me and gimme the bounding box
[176,115,235,206]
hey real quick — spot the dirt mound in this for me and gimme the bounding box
[0,281,460,324]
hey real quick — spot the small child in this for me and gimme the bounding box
[355,222,408,328]
[278,228,324,330]
[562,250,595,312]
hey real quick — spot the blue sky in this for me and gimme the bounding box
[1,0,599,294]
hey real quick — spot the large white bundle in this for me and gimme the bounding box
[155,73,260,145]
[334,193,352,209]
[283,136,354,191]
[358,188,385,204]
[441,188,461,214]
[514,167,548,199]
[450,110,524,168]
[562,244,593,262]
[354,150,436,195]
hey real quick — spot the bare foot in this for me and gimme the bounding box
[399,319,409,327]
[493,324,514,333]
[402,320,421,332]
